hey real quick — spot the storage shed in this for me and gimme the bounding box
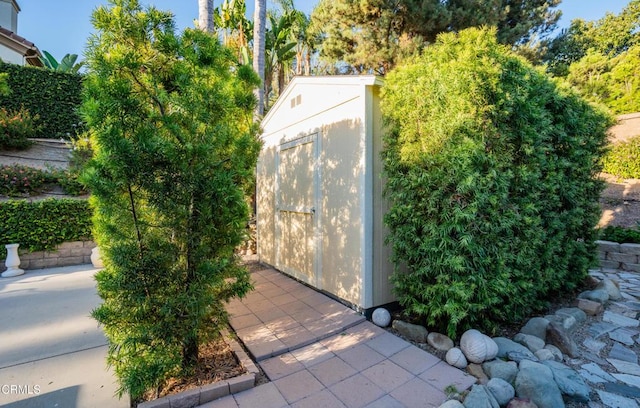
[256,75,396,313]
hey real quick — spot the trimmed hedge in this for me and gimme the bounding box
[599,225,640,244]
[0,63,84,139]
[0,198,92,258]
[602,135,640,179]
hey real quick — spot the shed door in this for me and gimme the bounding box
[276,134,318,286]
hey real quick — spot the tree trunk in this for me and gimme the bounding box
[198,0,214,33]
[253,0,266,117]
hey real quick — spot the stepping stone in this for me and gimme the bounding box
[582,337,606,354]
[603,381,640,399]
[596,389,639,408]
[603,311,639,327]
[609,328,638,346]
[588,322,618,339]
[609,343,638,364]
[579,369,609,384]
[580,362,616,382]
[612,373,640,389]
[607,358,640,376]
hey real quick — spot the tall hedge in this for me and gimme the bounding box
[381,28,613,337]
[0,63,84,139]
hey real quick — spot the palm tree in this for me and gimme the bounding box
[198,0,214,33]
[253,0,266,116]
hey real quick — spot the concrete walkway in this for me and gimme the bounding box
[200,266,476,408]
[0,265,127,408]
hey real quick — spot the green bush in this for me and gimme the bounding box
[0,106,39,150]
[601,135,640,179]
[599,225,640,244]
[0,198,92,257]
[381,28,613,337]
[0,164,48,196]
[0,62,84,139]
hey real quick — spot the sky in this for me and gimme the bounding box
[15,0,633,63]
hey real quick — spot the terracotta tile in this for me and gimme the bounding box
[363,394,407,408]
[227,301,251,317]
[289,308,324,325]
[300,292,332,307]
[274,369,325,404]
[247,299,276,314]
[308,356,357,387]
[230,314,262,331]
[291,389,347,408]
[389,345,440,376]
[389,377,447,408]
[285,300,313,315]
[419,361,476,393]
[233,383,288,408]
[337,344,386,371]
[254,306,288,323]
[291,342,335,367]
[328,373,385,408]
[271,293,297,306]
[276,325,317,350]
[260,353,304,380]
[248,337,288,361]
[364,332,410,358]
[361,360,414,393]
[265,316,300,332]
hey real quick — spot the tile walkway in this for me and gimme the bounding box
[199,266,476,408]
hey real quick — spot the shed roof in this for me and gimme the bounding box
[0,26,42,66]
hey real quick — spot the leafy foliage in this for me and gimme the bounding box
[39,51,85,73]
[381,28,612,337]
[0,106,39,150]
[0,164,87,197]
[82,0,260,399]
[0,63,84,139]
[599,225,640,244]
[602,135,640,179]
[309,0,561,74]
[0,198,92,257]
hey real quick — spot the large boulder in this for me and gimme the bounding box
[520,317,549,341]
[482,359,518,384]
[542,360,590,402]
[546,322,579,358]
[463,384,500,408]
[392,320,428,343]
[493,337,536,361]
[487,378,515,406]
[513,333,545,353]
[515,360,565,408]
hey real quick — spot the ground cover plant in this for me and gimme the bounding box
[602,135,640,180]
[382,27,612,338]
[82,0,261,400]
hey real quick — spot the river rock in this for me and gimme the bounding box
[439,400,465,408]
[545,314,579,333]
[372,308,391,327]
[534,348,555,361]
[446,347,468,369]
[543,344,563,362]
[577,298,604,316]
[546,321,579,358]
[596,278,622,300]
[467,363,489,385]
[483,359,518,384]
[506,398,538,408]
[555,307,587,325]
[487,378,515,406]
[513,333,545,353]
[493,337,536,360]
[428,332,454,352]
[542,360,590,402]
[460,329,499,364]
[515,360,565,408]
[463,384,499,408]
[520,317,549,341]
[392,320,428,343]
[578,289,609,304]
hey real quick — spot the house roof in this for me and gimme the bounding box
[0,26,42,66]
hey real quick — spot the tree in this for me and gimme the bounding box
[382,27,611,337]
[253,0,266,116]
[214,0,253,63]
[82,0,260,399]
[198,0,214,32]
[264,11,297,106]
[39,51,84,73]
[309,0,560,74]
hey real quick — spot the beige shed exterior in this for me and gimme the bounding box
[256,75,396,312]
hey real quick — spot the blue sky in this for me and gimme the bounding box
[17,0,632,62]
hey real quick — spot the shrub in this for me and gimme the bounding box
[0,198,92,258]
[0,62,84,139]
[601,135,640,179]
[0,106,39,150]
[599,225,640,244]
[0,164,47,196]
[381,28,613,337]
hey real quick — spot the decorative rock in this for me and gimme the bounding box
[582,337,606,354]
[609,342,638,364]
[446,347,468,369]
[463,384,499,408]
[541,360,590,402]
[90,246,104,268]
[606,358,640,376]
[609,327,638,346]
[392,320,428,343]
[596,389,640,408]
[439,401,465,408]
[513,333,545,353]
[482,360,518,384]
[596,278,622,300]
[493,337,536,360]
[612,373,640,389]
[546,322,579,358]
[603,311,639,327]
[555,307,587,325]
[577,298,603,316]
[545,314,579,333]
[534,349,555,361]
[515,360,565,408]
[580,362,616,382]
[372,308,391,327]
[543,344,563,362]
[487,378,515,406]
[520,317,549,341]
[603,381,640,399]
[506,398,538,408]
[506,351,539,363]
[428,332,454,352]
[460,329,498,364]
[578,289,609,304]
[588,321,618,339]
[466,363,489,385]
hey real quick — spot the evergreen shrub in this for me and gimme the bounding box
[381,28,613,337]
[602,135,640,179]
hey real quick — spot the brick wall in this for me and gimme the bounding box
[595,240,640,272]
[1,241,96,272]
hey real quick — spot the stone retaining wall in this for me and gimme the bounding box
[1,241,96,272]
[596,240,640,272]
